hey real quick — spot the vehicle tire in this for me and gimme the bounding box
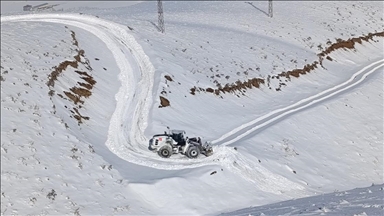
[186,146,200,159]
[158,145,172,158]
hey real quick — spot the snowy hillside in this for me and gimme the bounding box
[223,183,384,216]
[1,1,383,215]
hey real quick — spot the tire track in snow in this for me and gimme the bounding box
[212,59,384,146]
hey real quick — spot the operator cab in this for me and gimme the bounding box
[170,130,186,146]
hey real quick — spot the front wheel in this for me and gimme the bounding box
[186,146,200,159]
[158,145,172,158]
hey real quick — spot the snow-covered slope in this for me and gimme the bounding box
[1,1,383,215]
[223,183,384,216]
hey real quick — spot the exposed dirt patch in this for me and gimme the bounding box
[159,96,170,108]
[77,82,92,90]
[190,87,196,95]
[70,30,79,47]
[73,107,90,124]
[47,58,78,88]
[75,70,97,85]
[47,29,97,125]
[64,91,83,105]
[278,61,319,79]
[164,75,173,82]
[214,78,265,95]
[70,87,92,98]
[190,31,384,96]
[318,32,384,58]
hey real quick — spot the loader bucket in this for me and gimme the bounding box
[203,142,213,157]
[205,147,213,157]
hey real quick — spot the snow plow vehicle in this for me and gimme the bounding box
[149,129,213,158]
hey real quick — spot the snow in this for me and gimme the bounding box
[1,1,383,215]
[222,183,384,216]
[1,1,142,14]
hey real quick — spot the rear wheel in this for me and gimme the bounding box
[186,146,200,159]
[158,145,172,158]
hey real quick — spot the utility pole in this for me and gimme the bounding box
[268,0,273,18]
[157,0,165,33]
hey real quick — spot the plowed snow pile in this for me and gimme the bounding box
[1,1,383,215]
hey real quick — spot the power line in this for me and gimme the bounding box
[158,0,165,33]
[269,0,273,18]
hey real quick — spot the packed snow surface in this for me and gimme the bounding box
[1,1,383,215]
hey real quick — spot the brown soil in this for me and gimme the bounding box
[64,91,84,104]
[70,87,92,98]
[278,61,319,79]
[190,31,384,96]
[77,82,92,90]
[73,107,90,124]
[75,71,97,86]
[164,75,173,82]
[159,96,170,108]
[47,60,78,88]
[47,28,97,125]
[70,31,79,47]
[318,32,384,58]
[81,76,96,86]
[190,88,196,95]
[215,78,265,95]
